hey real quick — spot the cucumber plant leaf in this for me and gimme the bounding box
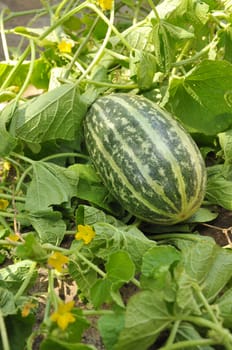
[10,84,87,143]
[169,60,232,134]
[25,161,78,213]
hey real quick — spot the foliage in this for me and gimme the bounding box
[1,0,232,349]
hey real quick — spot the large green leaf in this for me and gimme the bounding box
[98,312,125,350]
[28,211,66,244]
[169,60,232,135]
[89,222,155,270]
[25,161,78,212]
[115,290,171,350]
[10,84,87,142]
[0,260,37,294]
[175,237,232,301]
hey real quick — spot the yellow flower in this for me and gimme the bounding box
[21,301,36,317]
[50,301,75,330]
[48,252,69,272]
[7,233,20,242]
[3,161,11,171]
[98,0,113,10]
[58,40,74,53]
[0,199,9,210]
[75,225,95,244]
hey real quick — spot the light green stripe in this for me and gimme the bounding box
[86,117,177,218]
[94,103,179,213]
[106,95,188,210]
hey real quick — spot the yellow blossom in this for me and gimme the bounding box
[7,233,20,242]
[75,225,95,244]
[3,161,10,171]
[21,301,36,317]
[0,199,9,210]
[48,252,69,272]
[50,300,75,330]
[98,0,113,11]
[58,40,74,53]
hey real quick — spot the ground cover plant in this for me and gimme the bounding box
[1,0,232,349]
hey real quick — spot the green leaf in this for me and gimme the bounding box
[176,322,214,349]
[0,288,16,316]
[155,0,189,19]
[89,223,155,271]
[141,245,180,296]
[98,312,125,350]
[206,165,232,210]
[28,211,66,244]
[15,233,47,260]
[125,26,152,51]
[174,265,202,315]
[106,251,135,283]
[185,207,218,223]
[0,260,37,294]
[2,313,35,350]
[0,62,29,89]
[69,164,111,211]
[218,288,232,328]
[90,279,112,308]
[141,245,180,278]
[115,290,171,350]
[25,161,78,212]
[68,260,97,299]
[134,51,157,90]
[76,205,124,227]
[10,84,87,142]
[175,237,232,301]
[218,128,232,163]
[169,60,232,135]
[151,22,172,72]
[0,101,18,156]
[162,21,194,40]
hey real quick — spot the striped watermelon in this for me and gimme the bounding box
[84,93,207,225]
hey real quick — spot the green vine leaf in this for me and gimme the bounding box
[25,161,78,213]
[10,84,87,143]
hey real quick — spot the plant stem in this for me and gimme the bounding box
[0,46,30,91]
[77,4,115,83]
[0,193,25,202]
[83,309,114,316]
[193,284,219,325]
[176,315,232,348]
[41,152,89,162]
[14,262,37,301]
[171,42,211,68]
[10,152,35,165]
[0,216,14,233]
[165,320,181,346]
[149,233,202,241]
[160,338,215,350]
[77,251,106,278]
[64,16,100,79]
[147,0,160,22]
[15,165,33,194]
[0,9,9,61]
[84,79,138,90]
[0,311,10,350]
[55,0,70,18]
[16,39,36,102]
